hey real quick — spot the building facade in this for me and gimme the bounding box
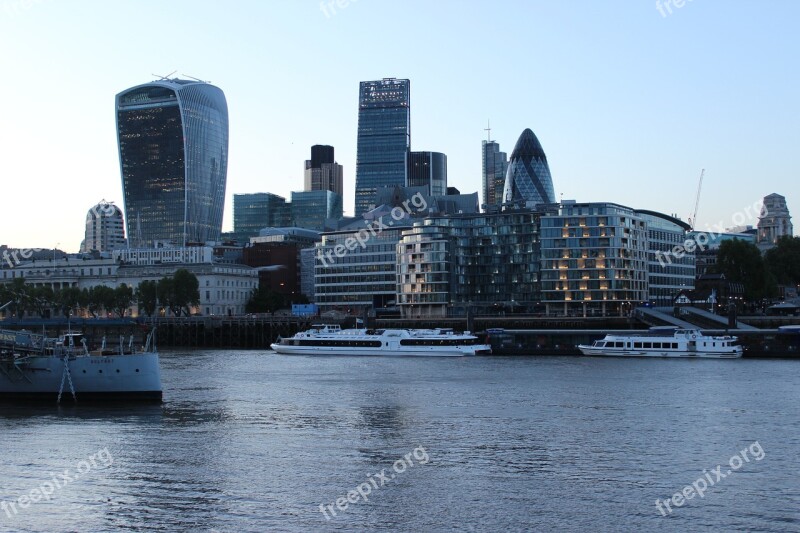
[233,193,291,242]
[481,140,508,211]
[304,144,343,196]
[1,252,257,317]
[80,201,126,253]
[116,79,229,247]
[407,151,447,197]
[636,210,695,307]
[354,78,410,216]
[757,193,793,249]
[290,190,343,232]
[397,208,544,318]
[540,202,648,316]
[503,128,555,207]
[314,225,409,312]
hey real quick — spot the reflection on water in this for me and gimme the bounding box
[0,351,799,532]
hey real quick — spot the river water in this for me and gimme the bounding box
[1,351,799,532]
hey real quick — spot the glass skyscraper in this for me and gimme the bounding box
[407,151,447,197]
[116,79,229,247]
[354,78,410,216]
[233,193,291,242]
[503,128,555,207]
[481,140,507,211]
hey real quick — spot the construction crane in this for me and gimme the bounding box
[689,169,705,230]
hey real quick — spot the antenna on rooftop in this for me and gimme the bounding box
[152,70,177,81]
[484,119,492,142]
[182,74,210,83]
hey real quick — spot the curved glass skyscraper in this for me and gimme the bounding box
[502,128,555,207]
[116,79,229,247]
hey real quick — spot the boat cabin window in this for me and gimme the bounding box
[643,342,652,349]
[634,342,642,349]
[653,342,661,349]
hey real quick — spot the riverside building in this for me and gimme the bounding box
[540,202,649,317]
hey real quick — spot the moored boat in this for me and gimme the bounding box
[0,329,162,404]
[578,327,742,359]
[271,324,491,357]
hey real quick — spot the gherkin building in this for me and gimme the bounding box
[502,128,555,206]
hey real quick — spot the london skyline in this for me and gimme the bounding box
[1,1,798,251]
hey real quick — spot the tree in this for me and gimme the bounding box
[136,280,158,317]
[55,287,83,318]
[245,287,286,313]
[714,239,775,301]
[112,284,134,318]
[84,285,115,318]
[764,236,800,287]
[158,269,200,316]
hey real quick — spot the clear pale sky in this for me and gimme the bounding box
[1,0,797,251]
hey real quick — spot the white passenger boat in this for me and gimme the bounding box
[0,329,162,404]
[578,327,742,358]
[271,324,492,357]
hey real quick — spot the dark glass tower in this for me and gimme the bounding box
[502,128,555,207]
[354,78,410,215]
[407,151,447,196]
[116,79,229,247]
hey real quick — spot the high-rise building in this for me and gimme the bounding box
[354,78,410,215]
[757,193,793,249]
[482,140,507,211]
[291,190,343,231]
[80,200,126,253]
[503,128,555,208]
[116,78,229,247]
[233,193,291,242]
[304,145,343,196]
[407,151,447,197]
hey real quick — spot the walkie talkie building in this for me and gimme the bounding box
[116,79,229,247]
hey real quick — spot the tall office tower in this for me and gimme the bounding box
[757,193,793,249]
[233,193,291,242]
[354,78,410,215]
[482,140,507,210]
[116,78,229,247]
[304,145,343,196]
[407,151,447,196]
[502,128,555,207]
[80,200,126,253]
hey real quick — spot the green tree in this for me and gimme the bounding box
[714,239,775,301]
[764,236,800,286]
[55,286,83,318]
[136,280,159,317]
[158,269,200,316]
[245,287,286,313]
[84,285,115,318]
[112,284,134,318]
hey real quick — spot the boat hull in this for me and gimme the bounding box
[0,353,163,403]
[578,346,742,359]
[270,344,491,357]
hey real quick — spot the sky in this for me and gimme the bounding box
[0,0,798,252]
